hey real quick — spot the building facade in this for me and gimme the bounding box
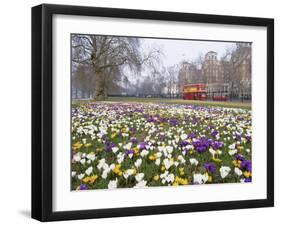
[178,43,251,99]
[202,51,227,94]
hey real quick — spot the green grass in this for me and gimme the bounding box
[73,97,251,110]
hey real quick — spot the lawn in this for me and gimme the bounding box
[73,97,251,110]
[71,101,252,190]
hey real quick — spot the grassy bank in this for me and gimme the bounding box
[73,97,251,110]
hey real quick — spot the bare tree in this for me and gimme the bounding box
[166,65,179,98]
[72,34,160,100]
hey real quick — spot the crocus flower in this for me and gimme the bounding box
[108,178,118,189]
[240,160,252,172]
[219,166,231,179]
[79,184,87,190]
[193,173,208,184]
[204,162,216,173]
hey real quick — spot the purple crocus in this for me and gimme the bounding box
[240,160,252,172]
[211,130,219,137]
[125,149,134,155]
[79,184,88,190]
[139,142,147,150]
[169,118,178,126]
[211,141,224,150]
[204,162,216,173]
[159,117,168,123]
[235,154,245,162]
[179,140,189,147]
[147,117,157,123]
[130,137,139,144]
[188,133,196,139]
[244,178,252,183]
[246,135,251,142]
[193,137,211,153]
[104,141,116,152]
[234,133,241,141]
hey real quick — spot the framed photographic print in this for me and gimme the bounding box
[31,4,274,221]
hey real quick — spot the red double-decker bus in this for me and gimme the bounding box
[183,84,207,101]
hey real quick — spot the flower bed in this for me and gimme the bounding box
[71,102,252,190]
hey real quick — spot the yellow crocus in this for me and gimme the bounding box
[153,175,160,181]
[175,176,188,185]
[179,167,185,176]
[113,164,122,175]
[82,175,98,184]
[72,142,83,151]
[84,143,92,148]
[149,154,157,161]
[243,171,251,178]
[111,133,117,139]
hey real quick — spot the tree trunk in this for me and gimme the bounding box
[94,72,107,101]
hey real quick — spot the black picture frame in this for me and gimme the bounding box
[31,3,274,222]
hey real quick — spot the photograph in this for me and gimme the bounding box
[70,34,252,191]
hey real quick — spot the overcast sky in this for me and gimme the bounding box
[141,38,237,67]
[123,38,238,85]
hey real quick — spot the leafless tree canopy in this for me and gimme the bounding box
[72,34,161,100]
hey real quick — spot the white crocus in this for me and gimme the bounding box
[135,173,144,182]
[77,173,85,180]
[166,146,173,154]
[123,169,135,179]
[108,178,118,189]
[189,158,198,166]
[73,152,81,162]
[80,158,86,165]
[186,145,194,150]
[163,158,173,169]
[86,153,95,161]
[85,166,93,176]
[123,142,132,150]
[160,171,175,184]
[209,148,216,157]
[228,149,238,156]
[112,147,119,153]
[156,152,162,158]
[134,180,148,188]
[71,171,76,177]
[97,159,106,170]
[220,166,231,178]
[134,159,142,168]
[140,149,149,157]
[234,167,243,176]
[193,173,208,184]
[180,134,188,140]
[177,155,186,164]
[155,158,161,166]
[102,168,110,179]
[109,163,115,170]
[166,173,175,183]
[117,153,125,163]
